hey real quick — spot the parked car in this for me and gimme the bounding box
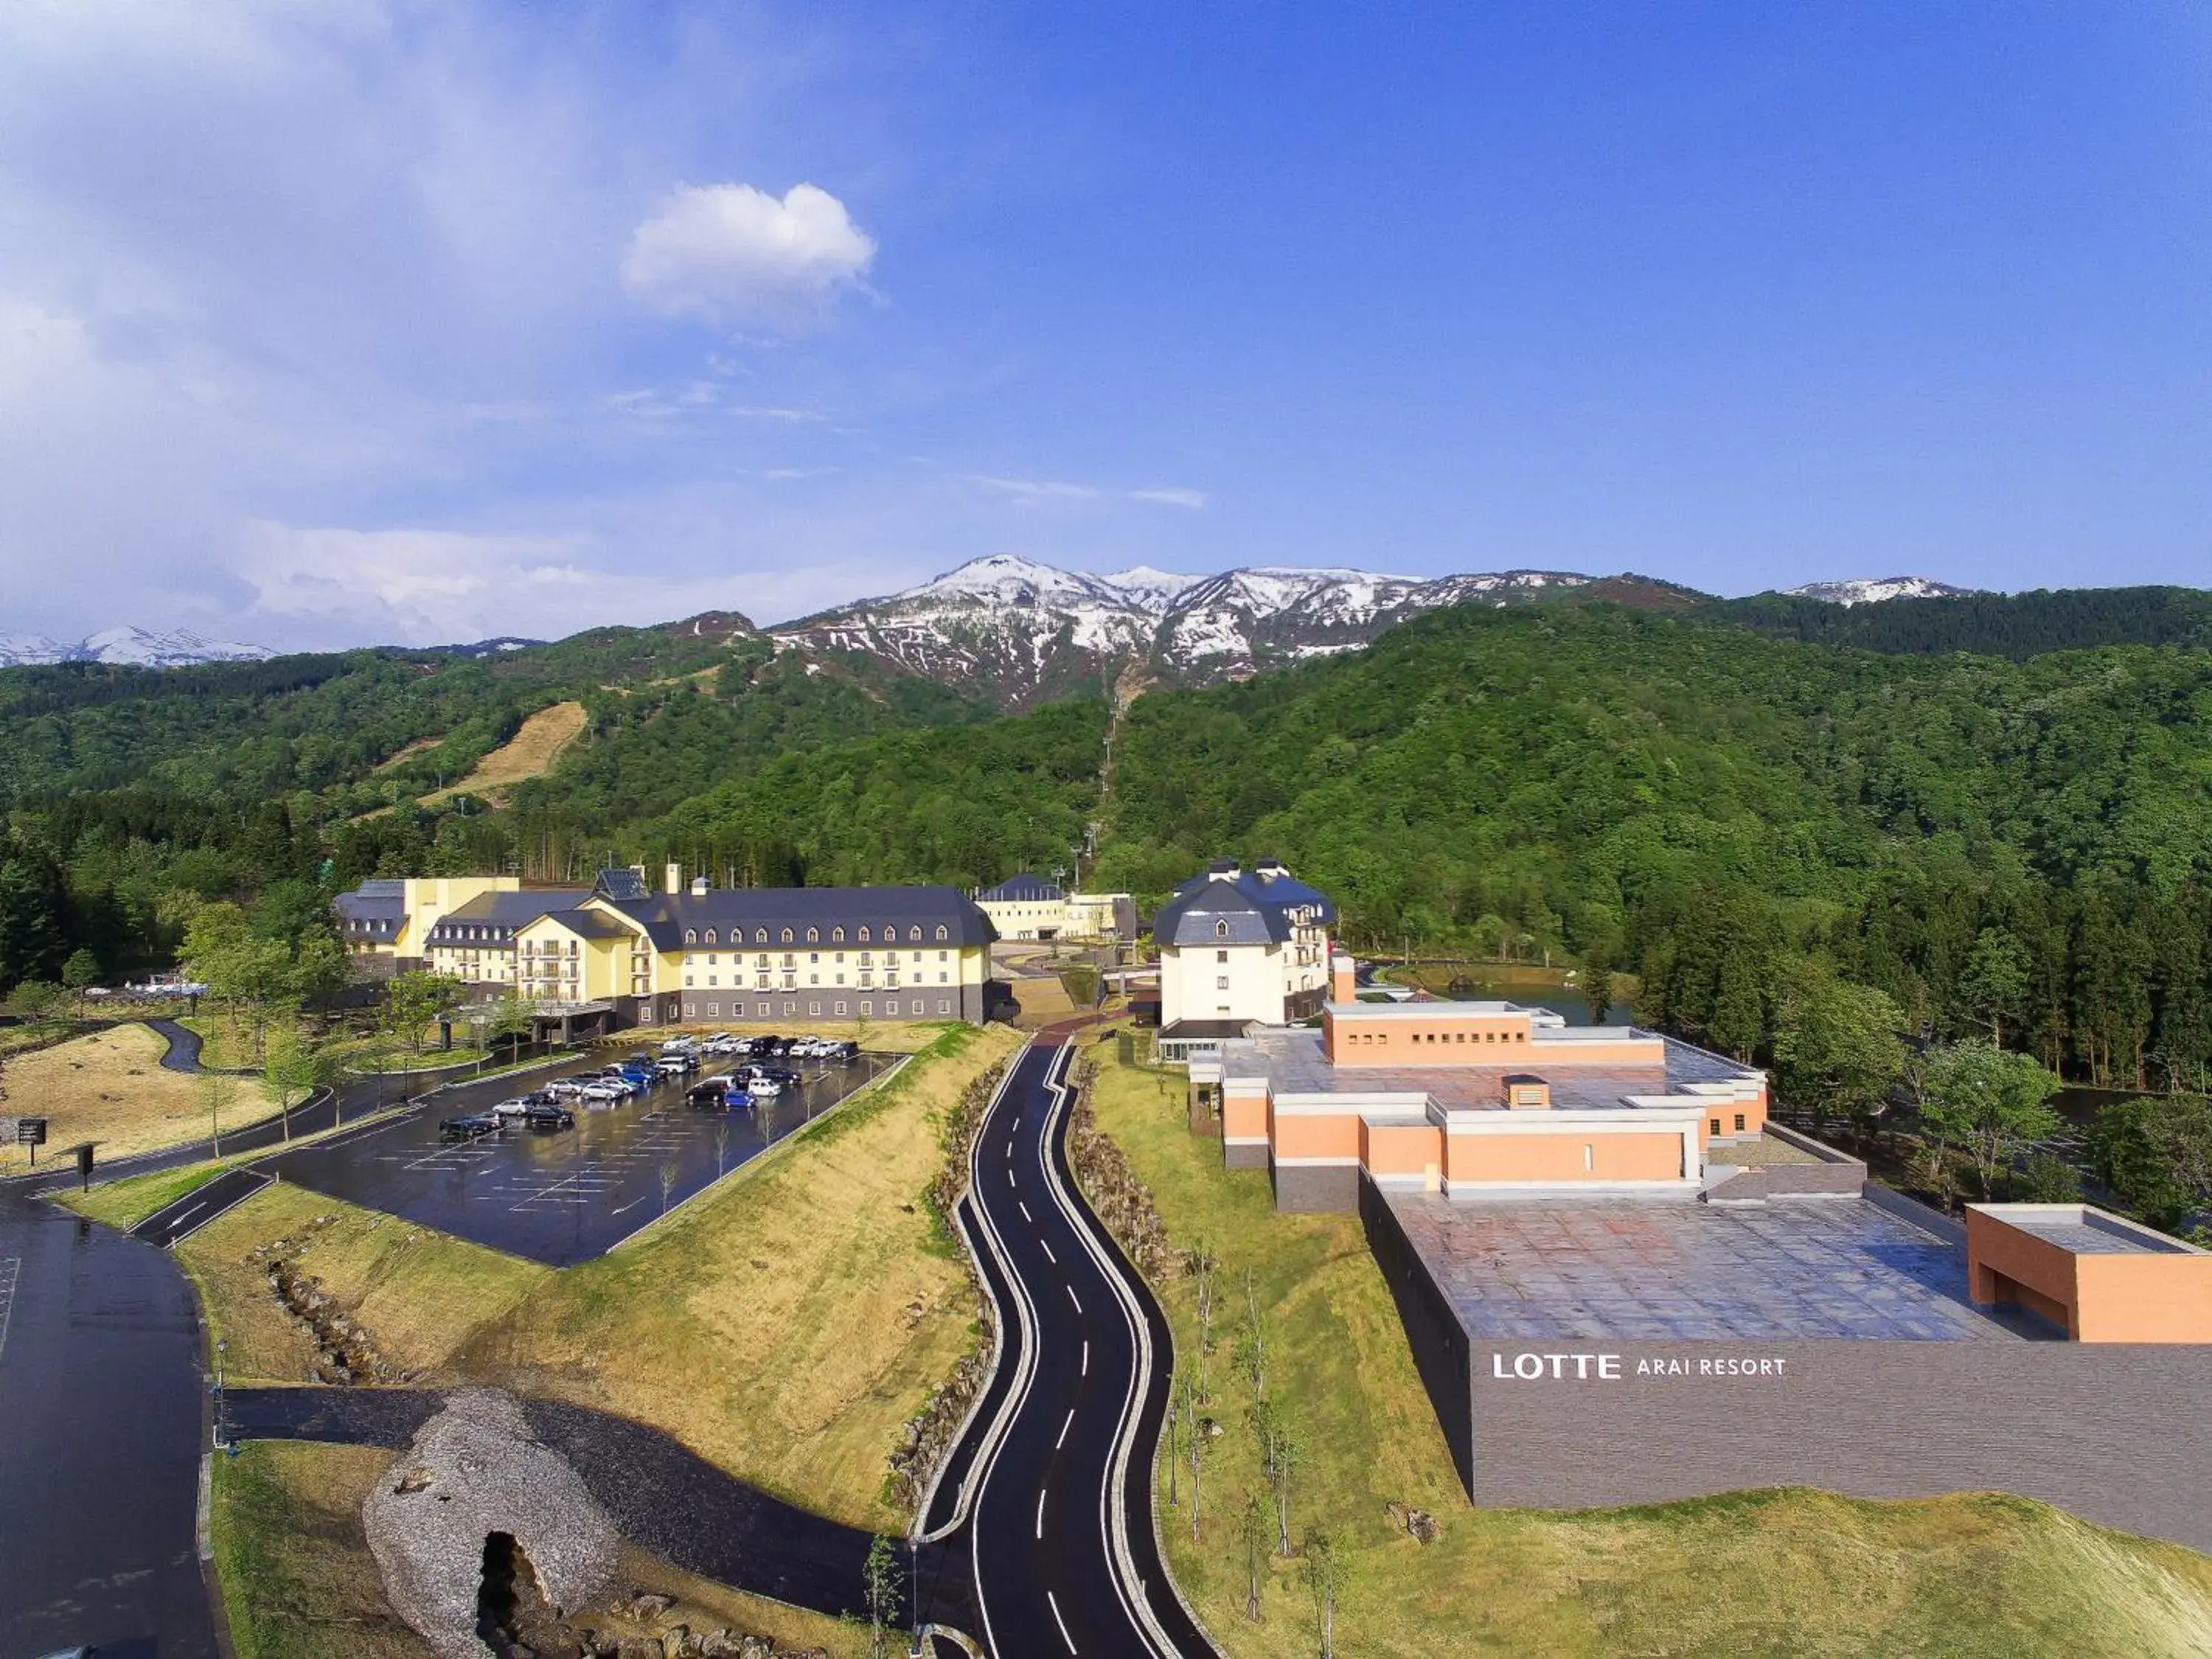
[438,1111,501,1142]
[488,1097,538,1121]
[688,1076,737,1107]
[518,1102,576,1132]
[746,1075,784,1098]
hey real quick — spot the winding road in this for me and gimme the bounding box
[927,1034,1217,1658]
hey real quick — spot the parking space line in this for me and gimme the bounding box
[0,1257,18,1366]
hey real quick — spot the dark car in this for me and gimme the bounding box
[687,1078,736,1107]
[518,1102,575,1131]
[438,1110,502,1142]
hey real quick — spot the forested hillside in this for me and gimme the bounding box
[1,591,2208,1091]
[1705,585,2212,658]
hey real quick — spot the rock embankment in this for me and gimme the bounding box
[1066,1050,1175,1280]
[246,1217,407,1384]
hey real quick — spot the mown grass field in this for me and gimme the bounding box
[0,1022,276,1172]
[1080,1030,2212,1659]
[214,1441,869,1659]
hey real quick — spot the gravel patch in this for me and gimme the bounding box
[363,1387,620,1659]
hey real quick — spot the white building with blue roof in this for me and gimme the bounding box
[1152,858,1337,1055]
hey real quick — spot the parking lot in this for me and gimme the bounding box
[260,1046,900,1266]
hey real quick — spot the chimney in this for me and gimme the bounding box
[664,861,682,896]
[1330,953,1357,1004]
[1208,858,1241,882]
[1503,1074,1551,1111]
[690,875,710,897]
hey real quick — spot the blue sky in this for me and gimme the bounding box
[0,2,2205,648]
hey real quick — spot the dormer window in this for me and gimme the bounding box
[858,926,869,942]
[755,928,768,944]
[934,925,948,941]
[909,926,922,941]
[832,926,846,943]
[780,928,793,944]
[807,927,819,943]
[685,930,697,944]
[1215,920,1230,938]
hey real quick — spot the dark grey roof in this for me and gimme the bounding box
[1160,1018,1254,1041]
[427,889,588,942]
[978,872,1063,903]
[537,908,637,940]
[1150,863,1337,947]
[601,885,997,951]
[335,883,406,924]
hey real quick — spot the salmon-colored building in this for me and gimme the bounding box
[1966,1203,2212,1343]
[1192,954,1771,1211]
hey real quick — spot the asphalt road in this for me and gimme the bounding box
[934,1039,1216,1658]
[0,1190,220,1659]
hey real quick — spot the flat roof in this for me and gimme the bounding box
[1385,1194,2030,1343]
[1222,1027,1756,1113]
[1977,1204,2195,1256]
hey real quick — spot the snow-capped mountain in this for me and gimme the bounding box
[771,554,1601,707]
[0,625,274,669]
[1781,577,1980,606]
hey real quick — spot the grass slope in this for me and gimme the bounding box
[456,1020,1022,1531]
[0,1022,275,1172]
[181,1180,551,1381]
[162,1020,1018,1533]
[1081,1032,2212,1658]
[420,698,587,804]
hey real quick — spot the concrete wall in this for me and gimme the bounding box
[1463,1336,2212,1554]
[1272,1160,1360,1214]
[1355,1178,2212,1554]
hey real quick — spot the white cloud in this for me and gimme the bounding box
[970,474,1104,504]
[621,182,876,330]
[728,406,829,422]
[1130,486,1208,509]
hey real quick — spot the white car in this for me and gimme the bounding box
[746,1076,783,1098]
[489,1098,536,1121]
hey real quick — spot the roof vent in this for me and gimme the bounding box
[1208,859,1241,881]
[1254,857,1287,879]
[690,876,710,897]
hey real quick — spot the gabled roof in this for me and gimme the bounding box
[1151,863,1337,947]
[429,888,588,937]
[978,872,1063,904]
[529,908,638,941]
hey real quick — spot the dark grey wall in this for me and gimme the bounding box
[1464,1338,2212,1554]
[1272,1161,1359,1213]
[1360,1176,1476,1493]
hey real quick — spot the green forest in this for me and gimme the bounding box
[3,587,2209,1107]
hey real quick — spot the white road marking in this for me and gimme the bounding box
[1035,1488,1047,1539]
[1067,1284,1082,1314]
[1040,1240,1056,1265]
[1057,1408,1074,1450]
[166,1200,208,1235]
[0,1257,19,1366]
[1081,1340,1089,1376]
[610,1194,647,1215]
[1047,1589,1077,1654]
[1019,1201,1033,1224]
